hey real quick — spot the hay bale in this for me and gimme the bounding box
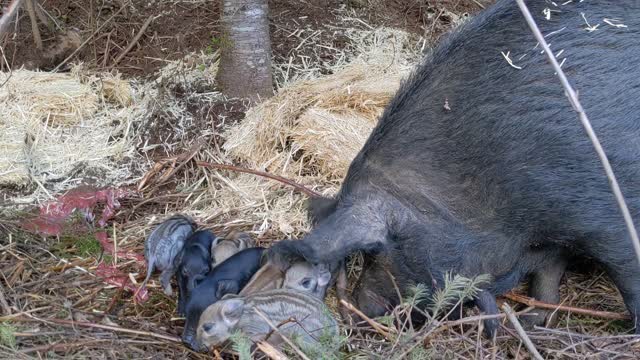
[223,61,407,183]
[0,69,137,188]
[212,27,420,236]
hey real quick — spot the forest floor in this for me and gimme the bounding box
[1,0,639,359]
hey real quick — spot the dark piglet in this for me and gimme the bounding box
[175,230,217,315]
[269,0,640,336]
[181,247,265,350]
[141,214,196,296]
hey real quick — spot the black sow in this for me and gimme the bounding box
[269,0,640,335]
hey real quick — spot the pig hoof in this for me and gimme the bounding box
[519,309,556,329]
[164,285,173,296]
[483,317,499,339]
[268,240,314,270]
[475,290,500,338]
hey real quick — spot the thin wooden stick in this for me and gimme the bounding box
[19,315,181,343]
[516,0,640,268]
[503,292,630,320]
[340,299,394,339]
[256,341,290,360]
[52,3,126,72]
[253,308,312,360]
[196,161,321,198]
[502,303,544,360]
[394,307,535,360]
[211,348,223,360]
[20,340,108,354]
[24,0,41,48]
[0,0,24,38]
[112,14,155,65]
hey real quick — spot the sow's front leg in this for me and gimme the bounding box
[269,202,391,269]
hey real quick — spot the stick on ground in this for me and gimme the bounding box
[502,303,544,360]
[112,14,156,65]
[503,292,630,320]
[340,299,394,339]
[196,161,321,198]
[253,308,311,360]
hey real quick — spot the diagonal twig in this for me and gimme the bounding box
[112,14,156,66]
[16,315,181,343]
[340,299,395,339]
[516,0,640,268]
[253,308,312,360]
[503,292,630,320]
[196,161,321,198]
[52,2,127,72]
[502,303,544,360]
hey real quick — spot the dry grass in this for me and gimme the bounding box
[1,10,639,360]
[0,66,143,198]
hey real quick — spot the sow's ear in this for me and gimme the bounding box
[221,299,244,327]
[307,196,338,225]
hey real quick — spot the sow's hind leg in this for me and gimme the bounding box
[522,255,568,328]
[594,236,640,333]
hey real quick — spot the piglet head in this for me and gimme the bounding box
[195,298,245,351]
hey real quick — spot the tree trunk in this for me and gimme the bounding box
[217,0,274,102]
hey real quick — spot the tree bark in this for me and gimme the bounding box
[217,0,274,102]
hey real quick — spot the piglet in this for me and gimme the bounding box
[175,230,217,315]
[181,247,265,349]
[284,262,331,299]
[195,289,339,352]
[211,230,254,265]
[140,214,196,296]
[238,260,331,299]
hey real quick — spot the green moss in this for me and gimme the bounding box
[0,323,16,349]
[230,331,252,360]
[51,234,101,258]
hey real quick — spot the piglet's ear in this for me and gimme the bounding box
[211,236,222,247]
[221,299,244,326]
[315,264,331,287]
[216,280,240,299]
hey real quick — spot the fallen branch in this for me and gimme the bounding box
[502,303,544,360]
[196,161,321,198]
[340,299,395,340]
[19,315,181,343]
[20,340,108,354]
[503,292,630,320]
[112,14,156,65]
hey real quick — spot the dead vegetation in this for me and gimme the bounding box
[1,0,639,359]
